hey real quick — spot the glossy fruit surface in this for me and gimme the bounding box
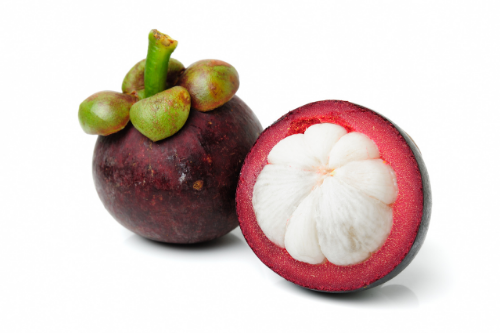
[178,59,239,112]
[130,86,191,142]
[236,100,431,292]
[94,96,262,243]
[78,91,138,135]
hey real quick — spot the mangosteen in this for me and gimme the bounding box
[236,100,431,292]
[82,30,262,243]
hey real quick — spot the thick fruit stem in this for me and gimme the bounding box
[144,30,178,98]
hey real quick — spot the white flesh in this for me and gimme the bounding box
[304,124,346,165]
[252,165,320,247]
[252,124,398,265]
[267,134,321,170]
[328,132,380,169]
[284,188,325,264]
[335,159,398,205]
[316,177,393,265]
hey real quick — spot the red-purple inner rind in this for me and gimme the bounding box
[236,100,429,292]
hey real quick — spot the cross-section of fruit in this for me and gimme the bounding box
[253,124,398,266]
[236,100,431,292]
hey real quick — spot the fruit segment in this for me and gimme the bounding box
[252,165,320,247]
[328,132,380,169]
[284,188,325,264]
[335,160,398,205]
[315,177,393,265]
[267,134,321,170]
[252,123,398,266]
[304,123,347,165]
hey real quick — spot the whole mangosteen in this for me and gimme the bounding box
[80,30,262,243]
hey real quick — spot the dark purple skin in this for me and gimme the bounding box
[93,96,263,243]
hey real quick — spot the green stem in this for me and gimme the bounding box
[144,30,178,98]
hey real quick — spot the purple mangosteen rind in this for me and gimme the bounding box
[236,100,431,293]
[93,95,263,244]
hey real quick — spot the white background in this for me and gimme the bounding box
[1,0,499,332]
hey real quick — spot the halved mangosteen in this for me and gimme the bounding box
[236,100,431,292]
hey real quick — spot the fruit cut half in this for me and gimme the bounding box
[236,100,431,292]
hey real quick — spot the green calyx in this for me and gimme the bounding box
[78,29,195,141]
[78,91,138,135]
[178,59,239,112]
[144,30,178,98]
[122,58,185,96]
[130,86,191,142]
[129,30,192,142]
